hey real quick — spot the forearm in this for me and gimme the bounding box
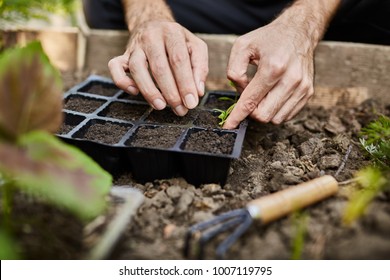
[121,0,175,32]
[275,0,341,48]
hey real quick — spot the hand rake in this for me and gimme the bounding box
[184,175,339,259]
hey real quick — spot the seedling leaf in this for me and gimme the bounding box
[343,167,387,225]
[0,41,63,141]
[0,230,20,259]
[0,131,112,220]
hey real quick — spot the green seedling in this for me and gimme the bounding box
[343,115,390,225]
[213,84,239,126]
[214,102,236,126]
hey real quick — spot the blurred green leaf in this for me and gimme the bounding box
[343,167,387,225]
[0,131,112,220]
[0,41,63,141]
[0,230,20,259]
[0,0,76,24]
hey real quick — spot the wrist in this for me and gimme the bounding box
[122,0,175,32]
[275,0,341,48]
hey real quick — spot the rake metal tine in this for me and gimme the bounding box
[216,210,253,259]
[188,209,247,232]
[184,209,248,257]
[197,215,245,259]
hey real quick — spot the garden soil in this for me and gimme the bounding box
[109,99,390,260]
[7,75,390,260]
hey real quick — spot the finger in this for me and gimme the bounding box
[285,87,314,121]
[144,41,188,116]
[108,55,139,95]
[226,38,252,93]
[285,95,311,121]
[128,49,167,111]
[222,62,282,129]
[269,80,313,124]
[186,30,209,97]
[165,31,199,109]
[250,70,301,123]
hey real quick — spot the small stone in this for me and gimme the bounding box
[151,191,172,208]
[324,115,346,134]
[202,184,221,195]
[176,191,195,215]
[166,185,182,200]
[299,138,324,156]
[270,161,284,171]
[163,224,177,239]
[318,154,341,170]
[191,211,215,224]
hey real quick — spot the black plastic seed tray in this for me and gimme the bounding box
[58,75,248,186]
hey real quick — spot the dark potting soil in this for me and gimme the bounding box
[83,122,129,145]
[127,126,183,149]
[58,123,75,135]
[184,130,235,155]
[193,110,220,129]
[79,82,119,97]
[117,92,146,102]
[203,94,236,110]
[145,108,194,125]
[100,102,149,121]
[64,96,105,114]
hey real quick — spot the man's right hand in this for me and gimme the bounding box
[108,21,209,116]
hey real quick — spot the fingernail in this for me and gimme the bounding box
[184,94,198,109]
[127,86,138,95]
[199,82,205,96]
[174,105,188,116]
[152,98,166,110]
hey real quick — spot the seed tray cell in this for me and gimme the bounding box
[57,75,248,185]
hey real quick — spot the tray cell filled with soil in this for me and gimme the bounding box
[73,119,132,145]
[181,128,236,155]
[202,91,237,110]
[78,81,120,97]
[117,92,146,102]
[177,128,239,185]
[124,125,185,182]
[98,101,150,121]
[193,110,221,129]
[64,95,106,114]
[126,125,183,149]
[57,113,86,135]
[145,108,195,125]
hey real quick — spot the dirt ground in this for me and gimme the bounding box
[6,74,390,260]
[108,99,390,260]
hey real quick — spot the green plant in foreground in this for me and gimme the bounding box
[343,115,390,225]
[0,0,76,25]
[0,42,112,259]
[290,211,308,260]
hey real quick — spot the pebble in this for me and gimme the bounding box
[176,191,195,215]
[151,191,172,208]
[166,185,183,200]
[318,154,341,169]
[202,184,222,195]
[191,211,215,224]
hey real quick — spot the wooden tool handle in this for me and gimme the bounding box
[246,175,338,224]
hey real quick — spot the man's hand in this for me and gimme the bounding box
[223,0,341,129]
[109,21,208,116]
